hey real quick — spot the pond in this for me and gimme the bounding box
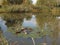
[0,13,60,45]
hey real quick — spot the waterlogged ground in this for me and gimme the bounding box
[0,13,60,45]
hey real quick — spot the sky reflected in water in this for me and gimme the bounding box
[0,17,7,32]
[22,15,37,28]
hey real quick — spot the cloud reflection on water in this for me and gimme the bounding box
[22,15,37,28]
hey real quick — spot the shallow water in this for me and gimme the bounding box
[0,13,60,45]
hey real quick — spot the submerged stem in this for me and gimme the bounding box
[31,37,35,45]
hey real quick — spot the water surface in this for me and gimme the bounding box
[0,13,60,45]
